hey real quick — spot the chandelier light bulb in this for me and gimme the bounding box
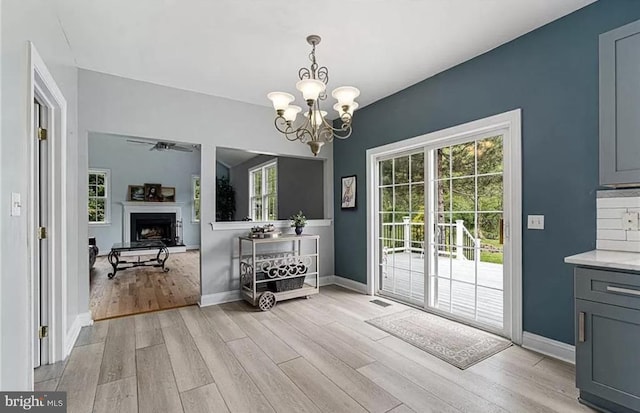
[296,79,326,103]
[304,110,327,127]
[334,101,359,119]
[267,92,295,113]
[283,105,302,123]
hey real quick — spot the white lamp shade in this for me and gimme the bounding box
[331,86,360,107]
[267,92,295,111]
[304,110,327,127]
[283,105,302,122]
[334,101,359,118]
[296,79,326,101]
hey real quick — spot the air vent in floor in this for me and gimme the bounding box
[370,299,392,308]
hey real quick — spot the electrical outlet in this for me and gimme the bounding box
[527,214,544,230]
[622,212,639,231]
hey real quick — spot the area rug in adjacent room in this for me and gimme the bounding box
[366,309,511,369]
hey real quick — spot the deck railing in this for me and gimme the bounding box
[381,218,480,260]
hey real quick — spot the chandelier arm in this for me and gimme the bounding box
[317,66,329,85]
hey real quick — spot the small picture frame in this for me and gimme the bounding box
[144,183,162,202]
[161,187,176,202]
[341,175,357,209]
[129,185,145,201]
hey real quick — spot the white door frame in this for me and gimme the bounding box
[28,42,68,378]
[366,109,522,344]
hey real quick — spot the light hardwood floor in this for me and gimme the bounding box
[38,286,595,413]
[90,250,200,320]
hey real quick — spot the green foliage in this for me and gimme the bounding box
[290,210,307,227]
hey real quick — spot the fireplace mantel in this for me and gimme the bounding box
[121,202,184,243]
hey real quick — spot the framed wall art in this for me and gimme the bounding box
[341,175,356,209]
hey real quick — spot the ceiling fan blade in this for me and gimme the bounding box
[170,146,193,152]
[127,139,153,145]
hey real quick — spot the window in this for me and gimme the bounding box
[88,169,110,224]
[249,160,277,221]
[192,175,201,222]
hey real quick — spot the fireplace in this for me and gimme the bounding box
[130,212,178,246]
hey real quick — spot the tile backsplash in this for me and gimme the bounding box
[597,189,640,252]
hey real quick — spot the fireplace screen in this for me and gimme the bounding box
[130,212,179,246]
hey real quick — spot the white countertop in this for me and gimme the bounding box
[565,250,640,272]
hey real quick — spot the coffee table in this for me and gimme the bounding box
[107,240,170,279]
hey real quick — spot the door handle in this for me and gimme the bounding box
[578,311,585,343]
[606,285,640,297]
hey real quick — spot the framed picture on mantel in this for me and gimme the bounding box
[161,187,176,202]
[129,185,145,201]
[144,183,162,202]
[341,175,356,209]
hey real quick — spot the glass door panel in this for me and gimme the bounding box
[378,152,425,304]
[428,135,504,330]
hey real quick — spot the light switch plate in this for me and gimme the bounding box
[527,214,544,230]
[11,192,21,216]
[622,212,639,231]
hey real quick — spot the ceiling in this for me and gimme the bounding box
[53,0,594,108]
[217,147,261,168]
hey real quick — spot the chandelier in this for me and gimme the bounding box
[267,35,360,156]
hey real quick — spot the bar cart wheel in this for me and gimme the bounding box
[258,292,277,311]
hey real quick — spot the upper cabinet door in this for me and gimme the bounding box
[600,19,640,187]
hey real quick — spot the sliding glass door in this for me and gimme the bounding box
[375,130,508,335]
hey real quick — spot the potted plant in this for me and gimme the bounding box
[290,211,307,235]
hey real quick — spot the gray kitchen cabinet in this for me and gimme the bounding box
[600,19,640,187]
[575,267,640,412]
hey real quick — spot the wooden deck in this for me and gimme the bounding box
[381,252,503,327]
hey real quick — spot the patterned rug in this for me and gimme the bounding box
[366,309,511,369]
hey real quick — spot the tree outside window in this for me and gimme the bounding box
[88,169,109,224]
[193,175,201,222]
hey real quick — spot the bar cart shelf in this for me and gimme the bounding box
[239,234,320,311]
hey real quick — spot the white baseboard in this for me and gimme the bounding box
[332,275,369,294]
[199,291,241,307]
[318,275,335,286]
[186,245,200,250]
[64,312,93,358]
[522,331,575,364]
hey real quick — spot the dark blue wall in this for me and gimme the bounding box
[333,1,640,345]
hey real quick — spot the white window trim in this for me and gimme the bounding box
[366,109,522,344]
[248,159,278,221]
[192,175,201,223]
[88,168,111,226]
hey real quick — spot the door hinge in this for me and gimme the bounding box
[38,226,47,240]
[38,128,48,141]
[38,325,48,339]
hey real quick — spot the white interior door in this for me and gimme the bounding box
[33,99,50,367]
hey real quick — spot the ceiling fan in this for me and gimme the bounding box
[126,139,195,152]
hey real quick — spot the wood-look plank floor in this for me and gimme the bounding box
[38,286,596,413]
[90,251,200,320]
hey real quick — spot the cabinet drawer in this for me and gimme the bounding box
[575,267,640,309]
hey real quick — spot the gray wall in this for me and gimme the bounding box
[1,1,81,389]
[216,162,229,180]
[333,1,640,345]
[78,69,335,309]
[88,133,201,252]
[230,155,324,220]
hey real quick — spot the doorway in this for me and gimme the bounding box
[369,110,522,341]
[87,133,202,320]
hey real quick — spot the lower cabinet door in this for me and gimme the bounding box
[576,299,640,411]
